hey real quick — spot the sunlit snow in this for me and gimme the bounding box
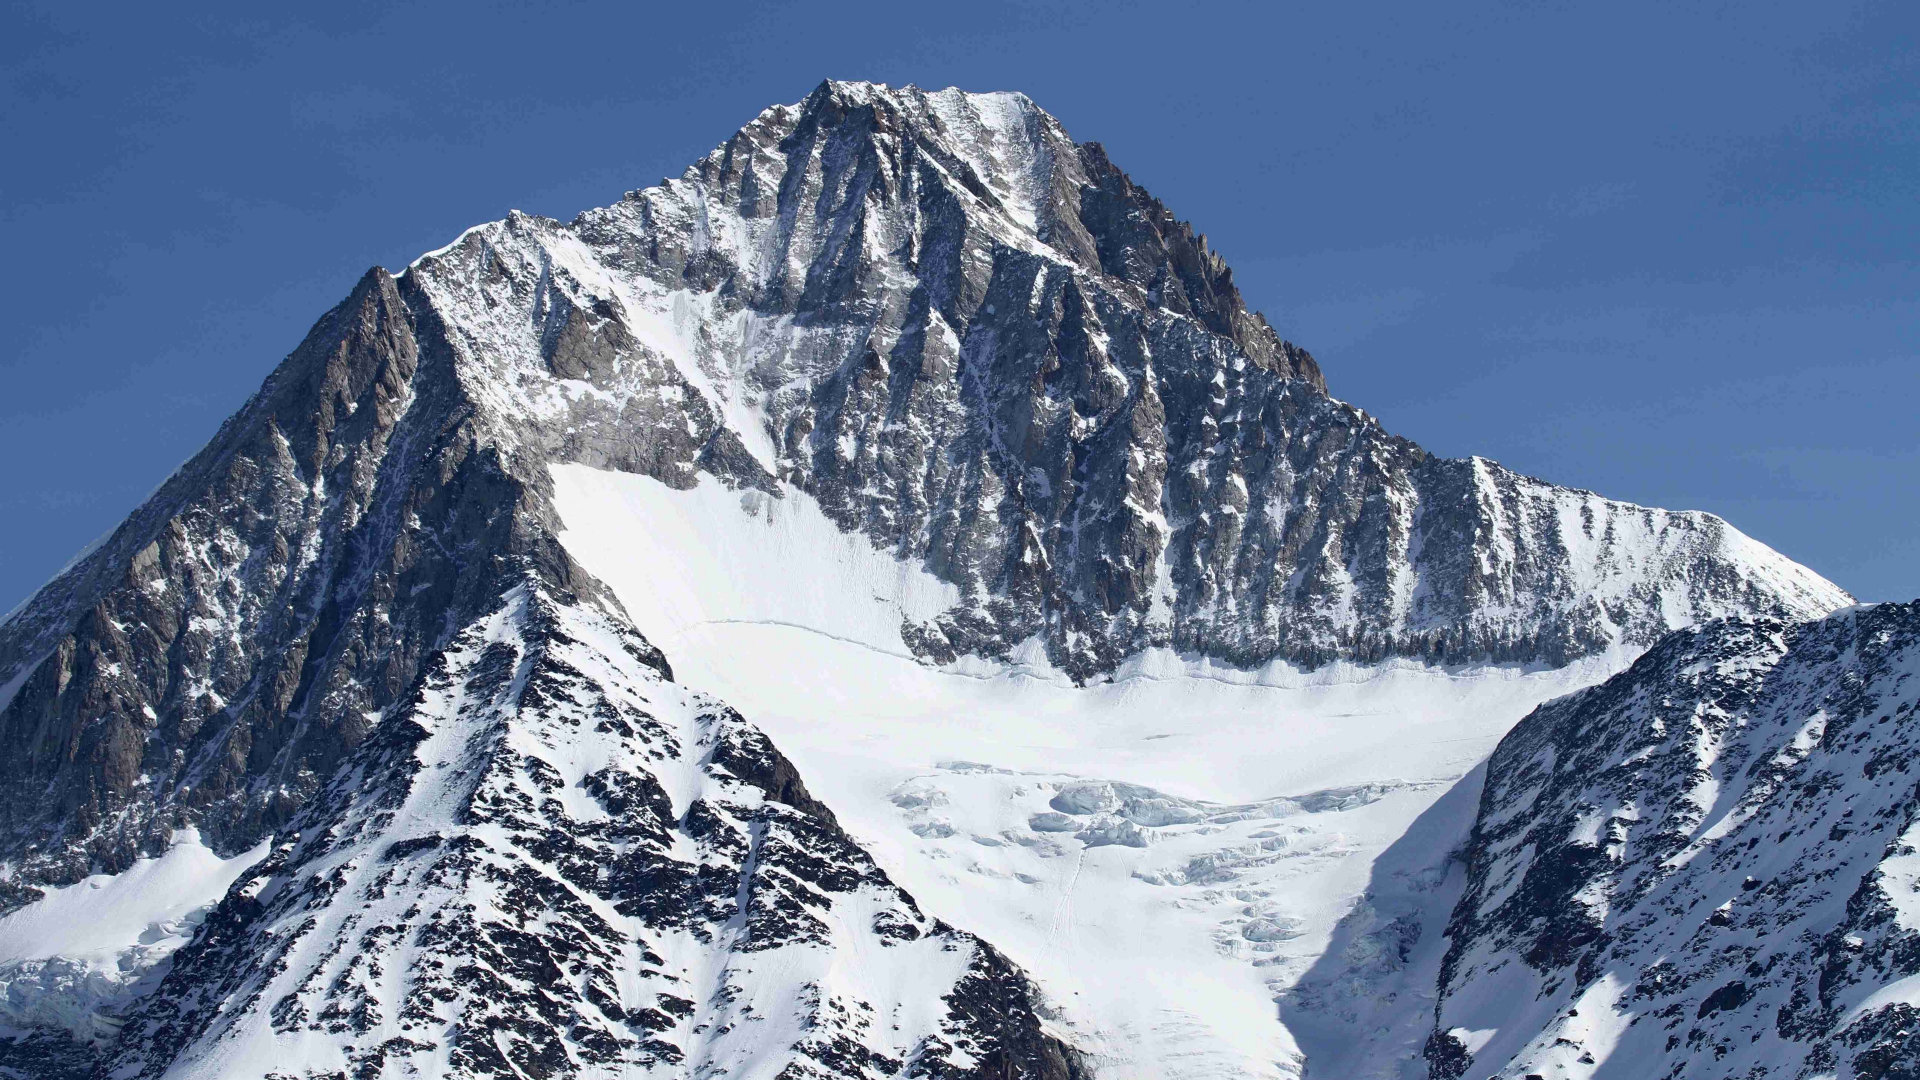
[552,464,1633,1078]
[0,830,267,1042]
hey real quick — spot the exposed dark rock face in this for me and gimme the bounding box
[0,266,491,886]
[1430,601,1920,1079]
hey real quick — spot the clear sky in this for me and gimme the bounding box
[2,0,1914,612]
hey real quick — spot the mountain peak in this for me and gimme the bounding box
[0,80,1850,875]
[0,79,1868,1080]
[663,81,1326,389]
[302,83,1834,695]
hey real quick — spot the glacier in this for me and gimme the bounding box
[545,464,1766,1076]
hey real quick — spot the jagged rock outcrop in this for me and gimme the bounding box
[85,580,1076,1078]
[1427,601,1920,1079]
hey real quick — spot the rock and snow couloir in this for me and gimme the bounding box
[0,80,1867,1078]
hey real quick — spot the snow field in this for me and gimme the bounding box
[553,465,1631,1078]
[0,829,268,1042]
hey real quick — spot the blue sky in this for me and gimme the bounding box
[2,0,1914,610]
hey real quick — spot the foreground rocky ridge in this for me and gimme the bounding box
[1427,600,1920,1079]
[89,580,1077,1079]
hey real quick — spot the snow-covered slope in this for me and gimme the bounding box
[105,580,1077,1079]
[1427,600,1920,1079]
[547,464,1638,1077]
[0,830,265,1044]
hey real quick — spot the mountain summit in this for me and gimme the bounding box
[0,82,1860,1079]
[408,78,1845,676]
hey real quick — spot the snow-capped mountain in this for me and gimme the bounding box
[397,80,1841,678]
[0,80,1863,1078]
[1424,600,1920,1079]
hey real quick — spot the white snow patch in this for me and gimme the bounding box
[0,829,269,1041]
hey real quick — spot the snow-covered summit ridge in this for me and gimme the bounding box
[397,79,1849,678]
[619,78,1306,378]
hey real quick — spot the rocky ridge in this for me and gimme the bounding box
[92,579,1078,1079]
[1425,600,1920,1079]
